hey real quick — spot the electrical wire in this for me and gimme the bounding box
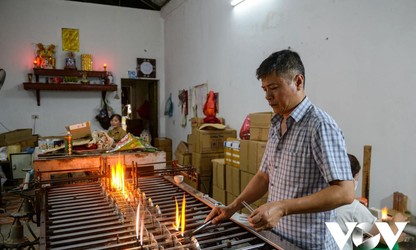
[0,122,9,131]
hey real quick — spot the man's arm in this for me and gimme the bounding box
[249,179,355,231]
[206,171,269,224]
[228,171,269,214]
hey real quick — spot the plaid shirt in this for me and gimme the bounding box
[259,97,352,250]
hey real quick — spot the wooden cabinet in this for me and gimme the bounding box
[23,68,117,106]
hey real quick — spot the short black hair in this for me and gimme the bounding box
[256,50,305,84]
[347,153,361,176]
[110,114,122,122]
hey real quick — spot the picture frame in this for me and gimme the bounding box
[137,58,156,78]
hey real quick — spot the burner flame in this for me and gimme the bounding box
[173,197,180,231]
[173,194,186,234]
[111,158,125,193]
[381,207,388,221]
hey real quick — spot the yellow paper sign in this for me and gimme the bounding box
[62,28,79,52]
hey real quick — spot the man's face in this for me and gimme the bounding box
[261,72,304,115]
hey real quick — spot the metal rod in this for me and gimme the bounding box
[190,220,212,236]
[241,201,254,213]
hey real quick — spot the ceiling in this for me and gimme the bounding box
[68,0,171,11]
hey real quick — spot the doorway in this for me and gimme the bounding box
[121,78,159,143]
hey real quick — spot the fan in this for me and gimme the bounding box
[0,68,5,91]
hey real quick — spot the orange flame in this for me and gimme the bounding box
[173,197,180,230]
[111,158,125,192]
[172,194,186,234]
[381,207,388,221]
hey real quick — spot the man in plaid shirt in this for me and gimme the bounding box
[206,50,354,249]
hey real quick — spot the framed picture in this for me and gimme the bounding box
[62,28,80,52]
[137,58,156,78]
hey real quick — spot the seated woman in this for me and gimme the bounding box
[107,114,127,143]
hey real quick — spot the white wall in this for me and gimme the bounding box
[0,0,165,137]
[163,0,416,214]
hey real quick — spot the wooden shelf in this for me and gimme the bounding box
[23,83,117,91]
[23,83,117,106]
[24,68,116,106]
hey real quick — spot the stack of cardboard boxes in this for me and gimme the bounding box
[175,117,236,195]
[0,129,37,148]
[191,124,236,195]
[0,128,38,156]
[212,112,273,214]
[212,158,226,205]
[154,137,172,162]
[174,141,191,166]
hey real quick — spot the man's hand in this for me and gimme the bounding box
[205,205,235,225]
[248,201,286,231]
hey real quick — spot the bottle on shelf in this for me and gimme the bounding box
[65,131,72,155]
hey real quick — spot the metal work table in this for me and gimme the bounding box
[33,149,166,181]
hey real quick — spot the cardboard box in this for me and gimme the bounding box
[156,139,172,151]
[183,175,211,195]
[190,117,225,129]
[159,146,172,153]
[224,147,233,165]
[249,112,272,141]
[175,141,189,154]
[247,140,267,174]
[212,185,226,205]
[226,192,237,206]
[239,140,249,172]
[231,148,240,167]
[0,129,32,146]
[175,141,192,166]
[240,170,255,193]
[154,137,172,148]
[18,135,39,148]
[187,133,195,153]
[193,128,236,153]
[224,138,241,167]
[177,153,192,166]
[250,127,270,141]
[192,152,224,176]
[249,112,273,128]
[225,165,240,195]
[212,158,226,190]
[165,151,172,161]
[66,121,91,139]
[198,176,212,195]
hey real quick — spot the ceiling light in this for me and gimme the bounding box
[230,0,246,6]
